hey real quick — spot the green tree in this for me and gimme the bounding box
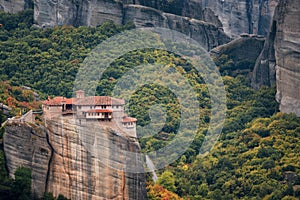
[41,192,55,200]
[11,167,32,200]
[157,171,177,192]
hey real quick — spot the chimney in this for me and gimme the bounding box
[76,90,85,98]
[48,96,50,101]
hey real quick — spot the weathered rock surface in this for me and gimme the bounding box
[4,121,51,199]
[33,0,123,27]
[4,119,147,199]
[1,0,278,40]
[274,0,300,116]
[123,4,230,50]
[252,0,300,116]
[32,0,229,50]
[203,0,279,38]
[45,118,146,200]
[251,18,277,88]
[211,34,265,77]
[0,0,32,13]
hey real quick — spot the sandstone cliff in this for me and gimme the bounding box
[4,121,51,199]
[32,0,230,50]
[252,0,300,116]
[122,4,230,50]
[0,0,32,13]
[202,0,279,38]
[31,0,278,37]
[1,0,279,43]
[4,119,146,199]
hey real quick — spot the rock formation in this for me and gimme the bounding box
[122,4,230,50]
[202,0,279,38]
[32,0,230,50]
[30,0,278,38]
[0,0,32,13]
[210,34,265,77]
[1,0,279,41]
[4,118,147,199]
[274,0,300,116]
[252,0,300,116]
[4,121,51,199]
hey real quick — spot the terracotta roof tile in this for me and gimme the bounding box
[43,96,125,106]
[42,97,65,106]
[122,117,137,123]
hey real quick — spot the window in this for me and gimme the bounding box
[78,106,81,110]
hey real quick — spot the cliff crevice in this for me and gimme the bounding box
[4,118,147,199]
[252,0,300,116]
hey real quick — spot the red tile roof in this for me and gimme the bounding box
[42,97,65,106]
[122,117,137,123]
[64,98,75,104]
[84,109,113,113]
[43,96,125,106]
[75,96,112,106]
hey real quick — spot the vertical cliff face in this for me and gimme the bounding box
[4,122,51,199]
[1,0,278,40]
[0,0,32,13]
[33,0,124,27]
[30,0,280,48]
[252,0,300,116]
[4,119,146,199]
[274,0,300,116]
[251,17,277,89]
[122,4,230,50]
[202,0,279,38]
[45,118,146,200]
[32,0,229,50]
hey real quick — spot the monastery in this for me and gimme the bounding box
[42,90,137,137]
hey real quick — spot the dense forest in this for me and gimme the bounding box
[0,10,299,200]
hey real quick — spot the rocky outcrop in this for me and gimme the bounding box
[4,119,146,199]
[45,118,146,200]
[33,0,123,27]
[2,0,278,39]
[211,34,265,77]
[32,0,229,50]
[0,0,32,13]
[4,121,51,199]
[251,19,277,88]
[274,0,300,116]
[203,0,279,38]
[123,4,230,50]
[252,0,300,116]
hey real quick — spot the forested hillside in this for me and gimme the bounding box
[0,10,299,200]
